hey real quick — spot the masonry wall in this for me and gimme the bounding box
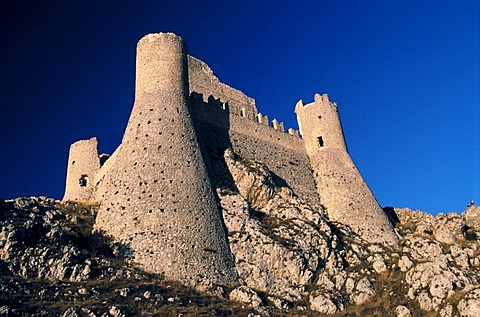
[188,56,258,121]
[63,137,100,202]
[309,150,398,244]
[187,56,319,207]
[188,95,321,208]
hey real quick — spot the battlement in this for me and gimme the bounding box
[189,91,300,137]
[295,93,337,114]
[296,93,347,153]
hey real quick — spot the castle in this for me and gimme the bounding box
[63,32,398,287]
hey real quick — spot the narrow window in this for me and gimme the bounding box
[79,174,89,187]
[317,136,324,147]
[240,108,245,117]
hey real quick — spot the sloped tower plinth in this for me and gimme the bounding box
[295,94,398,245]
[93,33,238,286]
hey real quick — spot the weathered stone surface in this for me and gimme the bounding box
[398,255,414,272]
[395,305,411,317]
[463,206,480,232]
[223,148,276,210]
[429,274,454,299]
[352,277,374,304]
[2,157,480,315]
[309,292,339,314]
[396,207,480,313]
[373,259,387,273]
[457,288,480,317]
[219,187,338,301]
[434,225,457,244]
[440,304,454,317]
[219,151,349,303]
[228,286,263,308]
[0,197,96,282]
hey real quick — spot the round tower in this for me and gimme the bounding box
[63,137,100,202]
[93,33,238,286]
[296,94,398,245]
[295,93,347,156]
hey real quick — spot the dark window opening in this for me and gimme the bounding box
[79,174,88,187]
[317,136,324,147]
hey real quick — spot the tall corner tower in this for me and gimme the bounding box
[93,33,238,286]
[296,93,398,245]
[295,93,347,155]
[63,137,100,202]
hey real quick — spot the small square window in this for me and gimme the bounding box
[317,136,324,147]
[79,175,89,187]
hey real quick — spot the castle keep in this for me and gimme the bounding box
[63,32,398,286]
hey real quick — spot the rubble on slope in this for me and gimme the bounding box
[216,149,480,316]
[0,151,479,316]
[0,197,254,316]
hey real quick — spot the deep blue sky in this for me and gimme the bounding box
[1,0,478,215]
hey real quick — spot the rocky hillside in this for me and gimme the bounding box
[1,149,479,316]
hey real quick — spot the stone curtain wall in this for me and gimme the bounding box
[188,95,321,208]
[188,56,258,121]
[187,54,319,207]
[92,33,238,286]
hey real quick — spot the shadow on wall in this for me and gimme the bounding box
[188,93,236,192]
[382,206,400,226]
[189,92,297,197]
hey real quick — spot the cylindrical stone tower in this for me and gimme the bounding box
[94,33,238,286]
[63,137,100,202]
[296,94,347,155]
[296,94,398,245]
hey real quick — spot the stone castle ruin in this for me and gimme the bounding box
[63,32,398,286]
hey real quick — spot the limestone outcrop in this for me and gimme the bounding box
[217,148,480,315]
[0,182,479,315]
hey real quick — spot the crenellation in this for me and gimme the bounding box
[271,119,279,130]
[256,113,263,124]
[189,87,300,138]
[288,128,299,137]
[257,113,269,126]
[271,119,285,132]
[63,32,399,288]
